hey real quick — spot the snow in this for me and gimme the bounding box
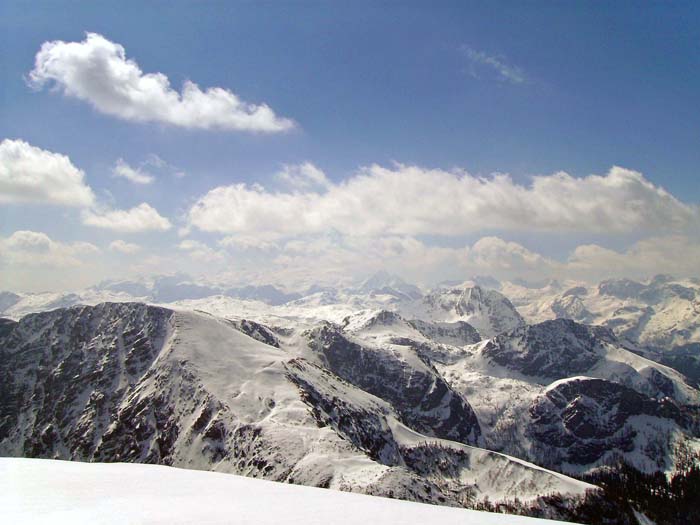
[0,458,576,525]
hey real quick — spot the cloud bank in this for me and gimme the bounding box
[29,32,295,133]
[188,164,697,237]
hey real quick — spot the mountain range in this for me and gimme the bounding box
[1,272,699,524]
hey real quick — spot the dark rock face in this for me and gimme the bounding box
[658,343,700,388]
[228,318,280,348]
[528,378,683,466]
[482,319,612,378]
[0,318,17,338]
[307,324,481,445]
[0,303,172,459]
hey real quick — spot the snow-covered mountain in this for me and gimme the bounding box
[2,273,699,523]
[0,302,600,517]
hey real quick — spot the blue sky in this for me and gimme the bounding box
[1,2,699,291]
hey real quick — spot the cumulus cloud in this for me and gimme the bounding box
[29,32,295,133]
[0,139,95,206]
[178,239,225,263]
[0,230,99,267]
[112,159,154,184]
[83,203,172,232]
[276,162,330,190]
[460,46,526,84]
[188,164,697,238]
[109,239,141,254]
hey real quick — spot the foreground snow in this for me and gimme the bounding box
[1,458,574,525]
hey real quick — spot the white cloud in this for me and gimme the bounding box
[276,162,330,190]
[112,158,154,185]
[0,139,95,207]
[0,230,99,267]
[29,32,295,133]
[460,46,526,84]
[83,203,172,232]
[188,164,697,238]
[109,239,141,254]
[178,239,225,263]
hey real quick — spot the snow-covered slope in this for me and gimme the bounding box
[436,319,700,474]
[1,458,575,525]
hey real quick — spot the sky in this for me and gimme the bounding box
[1,1,699,292]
